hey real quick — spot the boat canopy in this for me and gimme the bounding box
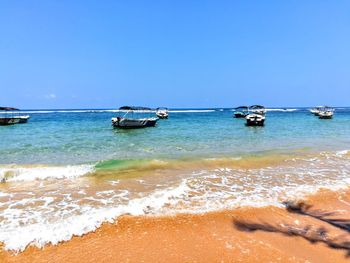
[119,106,152,111]
[320,106,334,111]
[156,107,168,110]
[250,105,265,109]
[235,106,249,110]
[0,107,19,111]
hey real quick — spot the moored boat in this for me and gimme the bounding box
[310,106,325,116]
[318,106,334,119]
[112,106,158,128]
[245,105,266,126]
[233,106,249,118]
[156,107,169,119]
[0,107,30,125]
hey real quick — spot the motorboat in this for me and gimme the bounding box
[233,106,249,118]
[245,105,266,126]
[318,106,334,119]
[112,106,158,128]
[310,106,324,116]
[0,107,30,126]
[156,107,169,119]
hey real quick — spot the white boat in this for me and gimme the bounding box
[244,105,266,126]
[233,106,249,118]
[112,106,158,128]
[156,107,169,119]
[0,107,30,125]
[310,106,324,116]
[318,106,334,119]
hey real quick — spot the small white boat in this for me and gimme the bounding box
[245,105,266,126]
[233,106,249,118]
[310,106,324,116]
[318,106,334,119]
[112,117,158,128]
[156,107,169,119]
[0,107,30,125]
[112,106,158,129]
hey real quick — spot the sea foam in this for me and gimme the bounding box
[0,180,190,252]
[0,165,94,182]
[1,151,350,252]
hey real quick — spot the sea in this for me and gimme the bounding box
[0,107,350,252]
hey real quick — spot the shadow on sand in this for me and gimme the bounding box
[233,201,350,256]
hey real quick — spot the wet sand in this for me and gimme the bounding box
[2,188,350,263]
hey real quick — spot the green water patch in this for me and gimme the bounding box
[84,148,350,182]
[94,158,173,175]
[95,159,148,171]
[92,158,172,180]
[94,151,306,175]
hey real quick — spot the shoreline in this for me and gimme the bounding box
[2,188,350,262]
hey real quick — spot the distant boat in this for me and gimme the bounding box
[156,107,169,119]
[233,106,249,118]
[245,105,266,126]
[318,106,334,119]
[0,107,30,126]
[112,106,158,128]
[310,106,324,116]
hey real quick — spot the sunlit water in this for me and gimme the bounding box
[1,108,350,251]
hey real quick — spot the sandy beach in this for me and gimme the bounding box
[2,0,350,261]
[2,188,350,263]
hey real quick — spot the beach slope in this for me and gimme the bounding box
[2,188,350,263]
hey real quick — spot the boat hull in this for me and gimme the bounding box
[156,113,168,119]
[0,117,21,125]
[246,119,265,126]
[112,118,158,129]
[233,112,246,118]
[18,116,30,123]
[245,114,265,126]
[319,114,333,119]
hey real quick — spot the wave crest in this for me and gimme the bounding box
[0,165,94,182]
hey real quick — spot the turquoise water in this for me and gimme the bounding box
[0,108,350,165]
[1,107,350,252]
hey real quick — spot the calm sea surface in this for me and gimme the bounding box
[1,107,350,165]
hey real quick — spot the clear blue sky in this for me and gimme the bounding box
[1,1,349,109]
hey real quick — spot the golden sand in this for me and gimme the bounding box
[1,188,350,263]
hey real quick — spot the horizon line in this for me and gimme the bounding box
[9,106,349,111]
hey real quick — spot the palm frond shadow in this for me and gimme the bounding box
[283,201,350,232]
[233,202,350,257]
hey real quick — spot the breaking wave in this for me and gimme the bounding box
[0,165,94,182]
[1,150,350,252]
